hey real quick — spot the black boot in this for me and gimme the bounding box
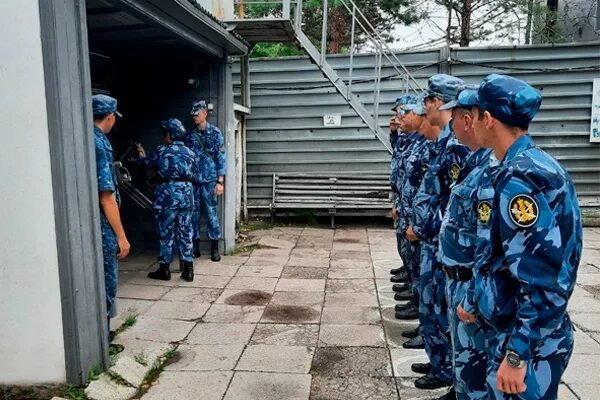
[193,239,201,258]
[390,270,409,283]
[390,267,405,275]
[403,335,425,349]
[394,289,413,301]
[181,261,194,282]
[210,240,221,262]
[411,362,431,374]
[392,283,409,293]
[395,305,419,320]
[148,263,171,281]
[401,326,420,339]
[414,373,450,390]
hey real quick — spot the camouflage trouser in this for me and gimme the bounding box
[101,213,118,320]
[485,316,574,400]
[446,278,488,400]
[396,231,411,279]
[419,242,452,383]
[155,207,194,264]
[193,182,221,240]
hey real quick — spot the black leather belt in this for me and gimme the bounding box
[443,266,473,281]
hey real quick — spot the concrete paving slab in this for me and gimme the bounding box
[275,278,326,292]
[270,291,324,307]
[309,375,398,400]
[250,324,319,346]
[328,268,373,279]
[186,323,256,345]
[110,338,173,366]
[562,354,600,385]
[326,279,375,293]
[372,259,403,270]
[370,251,401,261]
[109,356,147,387]
[566,384,600,400]
[329,259,372,269]
[390,348,429,378]
[117,284,171,300]
[236,265,284,278]
[165,344,245,371]
[258,236,296,250]
[85,374,137,400]
[215,289,273,306]
[195,264,240,276]
[302,227,335,237]
[250,248,292,258]
[224,372,311,400]
[262,304,322,324]
[330,250,371,261]
[244,256,289,267]
[332,243,370,252]
[176,274,231,289]
[290,248,331,258]
[287,257,330,268]
[319,324,385,347]
[570,312,600,332]
[321,307,380,325]
[202,305,265,323]
[215,256,249,266]
[395,380,447,399]
[161,287,223,303]
[576,273,600,286]
[573,329,600,354]
[226,277,279,291]
[281,267,329,279]
[557,384,579,400]
[325,292,378,307]
[142,371,232,400]
[119,316,195,342]
[143,300,210,321]
[236,345,314,373]
[112,299,155,328]
[310,347,391,377]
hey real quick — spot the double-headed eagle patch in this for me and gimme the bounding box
[450,163,461,182]
[509,194,538,227]
[478,201,492,224]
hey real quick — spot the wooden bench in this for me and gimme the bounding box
[270,173,392,228]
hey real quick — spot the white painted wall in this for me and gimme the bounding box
[0,0,66,384]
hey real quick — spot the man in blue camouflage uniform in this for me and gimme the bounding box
[462,74,583,400]
[136,118,198,282]
[186,100,227,262]
[395,97,432,346]
[92,94,130,336]
[406,74,471,390]
[437,86,492,400]
[389,95,415,287]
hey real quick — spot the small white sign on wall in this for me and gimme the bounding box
[591,78,600,143]
[323,114,341,127]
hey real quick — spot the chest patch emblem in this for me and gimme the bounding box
[421,163,428,174]
[478,200,492,224]
[450,163,461,182]
[509,194,538,227]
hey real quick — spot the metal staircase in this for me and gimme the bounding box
[222,0,422,153]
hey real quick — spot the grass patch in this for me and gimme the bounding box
[134,352,149,367]
[134,347,178,398]
[87,364,103,382]
[65,386,88,400]
[238,218,279,233]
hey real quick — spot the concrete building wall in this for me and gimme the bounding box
[0,0,66,384]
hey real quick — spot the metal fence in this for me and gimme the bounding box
[233,42,600,218]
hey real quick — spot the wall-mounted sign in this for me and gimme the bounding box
[591,78,600,143]
[323,114,341,127]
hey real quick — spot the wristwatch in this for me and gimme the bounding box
[506,350,527,369]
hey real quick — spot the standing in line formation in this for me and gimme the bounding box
[92,96,227,340]
[388,73,582,400]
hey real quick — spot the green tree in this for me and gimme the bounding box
[245,0,424,57]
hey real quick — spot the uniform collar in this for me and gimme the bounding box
[503,134,535,163]
[467,147,491,169]
[195,122,212,132]
[438,123,452,142]
[94,125,104,136]
[172,140,184,145]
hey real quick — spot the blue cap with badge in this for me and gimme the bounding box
[439,85,479,111]
[190,100,208,116]
[402,92,427,116]
[391,94,415,111]
[92,94,122,117]
[475,74,542,128]
[425,74,465,103]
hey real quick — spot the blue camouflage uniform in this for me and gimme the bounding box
[437,88,490,400]
[390,95,416,277]
[470,75,583,400]
[186,101,227,241]
[399,97,431,303]
[92,94,122,320]
[138,119,197,264]
[412,74,470,385]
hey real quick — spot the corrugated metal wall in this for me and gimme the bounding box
[233,42,600,217]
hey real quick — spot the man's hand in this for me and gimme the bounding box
[389,116,400,131]
[215,182,224,196]
[457,304,477,324]
[391,208,399,220]
[136,145,146,158]
[496,357,527,394]
[117,235,131,260]
[406,226,418,241]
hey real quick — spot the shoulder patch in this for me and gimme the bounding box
[509,194,538,228]
[421,163,428,173]
[478,200,492,224]
[450,163,461,182]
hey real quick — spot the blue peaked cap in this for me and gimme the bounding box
[439,85,479,111]
[190,100,208,115]
[392,94,415,110]
[161,118,187,141]
[92,94,122,117]
[426,74,465,102]
[402,92,426,116]
[475,74,542,128]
